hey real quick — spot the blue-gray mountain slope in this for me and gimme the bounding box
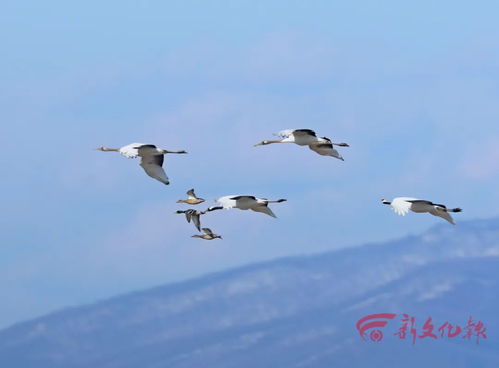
[1,218,498,367]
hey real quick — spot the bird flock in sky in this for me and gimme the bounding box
[97,128,462,239]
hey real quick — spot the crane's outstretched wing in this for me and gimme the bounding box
[406,199,434,206]
[293,129,317,137]
[230,195,257,201]
[187,189,197,199]
[273,129,295,138]
[308,143,344,160]
[137,144,161,157]
[251,205,277,218]
[430,207,456,225]
[274,129,317,138]
[139,155,169,185]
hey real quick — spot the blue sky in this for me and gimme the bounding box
[1,0,499,328]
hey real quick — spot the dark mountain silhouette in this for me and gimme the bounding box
[1,218,498,367]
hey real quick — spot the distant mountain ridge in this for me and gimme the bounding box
[1,217,499,368]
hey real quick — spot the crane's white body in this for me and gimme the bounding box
[213,195,286,218]
[384,197,462,225]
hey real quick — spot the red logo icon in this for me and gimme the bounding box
[356,313,397,342]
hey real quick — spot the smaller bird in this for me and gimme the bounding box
[177,189,205,205]
[192,228,222,240]
[175,209,207,231]
[381,197,463,225]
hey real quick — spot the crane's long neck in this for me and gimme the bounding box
[100,147,120,152]
[381,200,391,205]
[254,139,285,146]
[267,139,285,144]
[332,142,349,147]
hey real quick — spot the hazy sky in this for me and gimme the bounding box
[2,0,499,328]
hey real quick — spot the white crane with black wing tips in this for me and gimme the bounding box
[96,143,187,185]
[254,129,349,160]
[207,195,287,218]
[381,197,463,225]
[254,129,327,146]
